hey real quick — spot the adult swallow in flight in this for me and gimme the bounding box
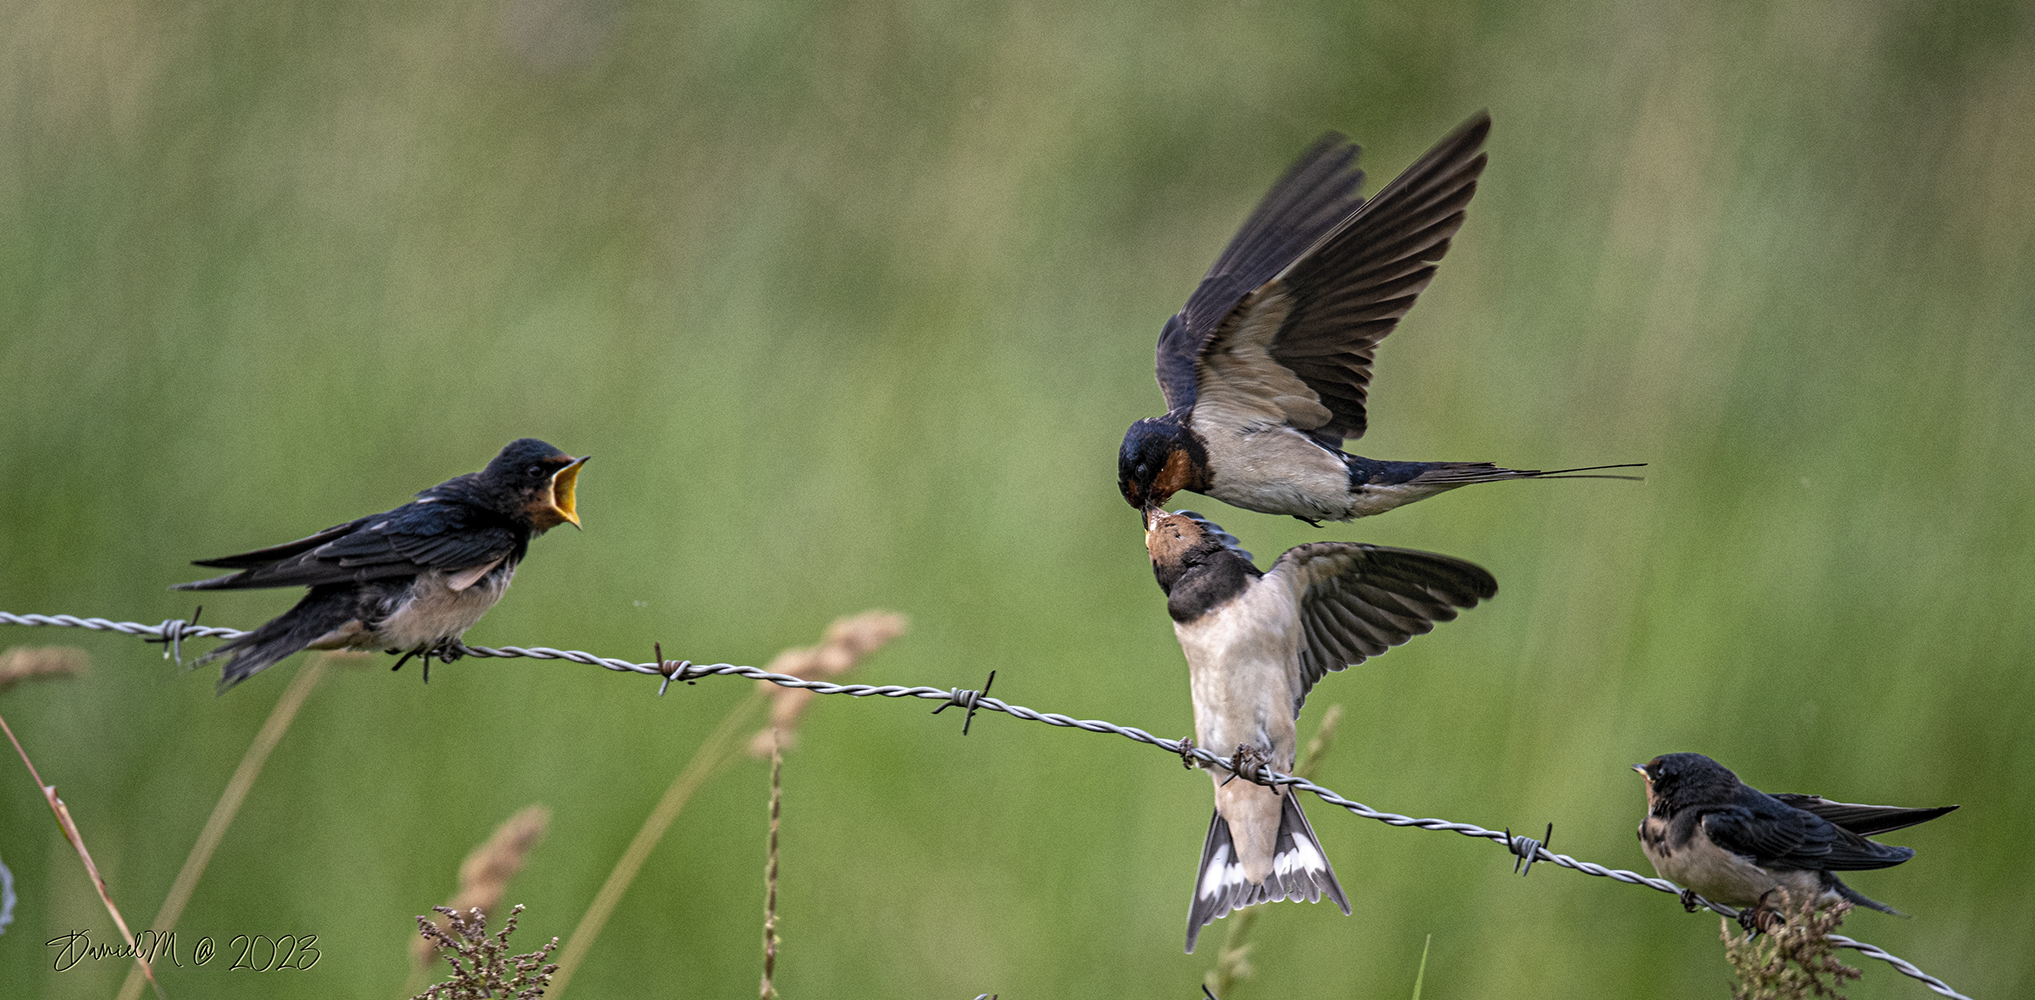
[174,438,588,692]
[1634,753,1955,924]
[1145,510,1497,951]
[1118,112,1640,524]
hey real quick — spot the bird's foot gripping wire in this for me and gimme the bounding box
[1174,736,1199,770]
[390,639,471,683]
[1679,888,1704,913]
[1738,891,1786,938]
[1219,743,1270,787]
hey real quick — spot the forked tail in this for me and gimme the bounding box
[1185,790,1350,953]
[199,587,360,693]
[1406,461,1647,485]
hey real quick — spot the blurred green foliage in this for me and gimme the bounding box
[3,1,2031,997]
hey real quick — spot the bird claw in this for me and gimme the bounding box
[1678,888,1703,913]
[1175,736,1199,770]
[1219,743,1270,786]
[421,639,470,683]
[390,639,468,684]
[1739,891,1786,937]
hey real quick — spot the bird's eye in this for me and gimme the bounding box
[527,464,543,477]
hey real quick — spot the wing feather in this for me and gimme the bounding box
[1267,542,1497,714]
[1155,135,1367,413]
[176,500,521,591]
[1168,113,1492,443]
[1768,795,1958,837]
[1702,800,1919,873]
[1267,114,1489,441]
[188,518,373,569]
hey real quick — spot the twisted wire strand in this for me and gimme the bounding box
[0,611,1973,1000]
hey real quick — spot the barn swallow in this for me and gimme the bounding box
[1634,753,1956,924]
[174,438,588,692]
[1145,510,1497,951]
[1118,112,1640,524]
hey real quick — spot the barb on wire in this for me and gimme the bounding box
[0,610,1973,1000]
[932,670,995,735]
[652,643,693,697]
[1508,823,1552,876]
[141,606,202,665]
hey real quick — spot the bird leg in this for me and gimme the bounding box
[390,646,424,674]
[1678,888,1703,913]
[389,639,468,683]
[421,638,473,684]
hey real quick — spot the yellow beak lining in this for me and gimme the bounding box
[549,457,589,528]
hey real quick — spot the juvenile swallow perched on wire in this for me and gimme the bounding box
[1634,753,1956,925]
[1119,112,1640,524]
[174,438,588,692]
[1145,510,1497,952]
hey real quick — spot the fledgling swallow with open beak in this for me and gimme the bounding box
[1145,510,1497,951]
[1634,753,1956,925]
[1118,112,1640,525]
[174,438,588,692]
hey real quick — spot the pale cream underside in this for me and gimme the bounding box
[1641,815,1833,909]
[1175,575,1304,882]
[306,565,514,652]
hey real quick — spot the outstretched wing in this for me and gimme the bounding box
[1265,541,1497,714]
[176,501,519,591]
[1155,134,1366,414]
[1187,113,1491,444]
[1702,797,1917,873]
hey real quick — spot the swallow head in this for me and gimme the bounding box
[1119,416,1208,514]
[1634,752,1735,814]
[483,438,590,531]
[1145,511,1206,595]
[1144,510,1254,594]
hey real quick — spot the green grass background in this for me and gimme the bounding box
[3,1,2031,997]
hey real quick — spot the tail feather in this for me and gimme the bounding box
[1274,792,1351,914]
[1827,873,1904,916]
[174,571,261,592]
[198,587,364,693]
[1406,461,1647,485]
[1186,792,1348,953]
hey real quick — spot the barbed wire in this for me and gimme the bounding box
[0,610,1973,1000]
